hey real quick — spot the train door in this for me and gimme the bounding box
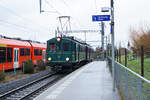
[13,48,19,68]
[43,50,46,62]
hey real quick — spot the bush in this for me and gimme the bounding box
[23,59,34,74]
[0,71,6,81]
[37,59,46,71]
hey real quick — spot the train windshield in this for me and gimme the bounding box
[63,43,69,51]
[50,43,56,51]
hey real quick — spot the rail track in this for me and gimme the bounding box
[0,72,65,100]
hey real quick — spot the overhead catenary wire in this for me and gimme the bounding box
[0,22,32,34]
[0,21,40,41]
[0,20,37,33]
[44,0,62,15]
[0,19,39,33]
[0,1,54,41]
[58,0,83,30]
[94,0,98,13]
[0,2,49,32]
[0,19,48,37]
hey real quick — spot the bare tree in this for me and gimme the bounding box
[130,25,150,56]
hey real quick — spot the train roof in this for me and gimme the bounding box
[48,36,92,48]
[0,37,46,48]
[30,42,46,48]
[0,38,31,47]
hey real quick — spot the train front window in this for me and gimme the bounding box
[50,43,56,51]
[57,42,61,52]
[63,43,69,51]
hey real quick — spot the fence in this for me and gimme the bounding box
[107,57,150,100]
[114,46,150,80]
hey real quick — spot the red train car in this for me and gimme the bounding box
[30,42,46,65]
[0,38,46,71]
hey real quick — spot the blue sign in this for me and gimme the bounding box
[92,15,110,21]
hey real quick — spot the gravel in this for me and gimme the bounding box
[0,69,52,95]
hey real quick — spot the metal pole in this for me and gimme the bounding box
[55,30,57,37]
[106,36,107,59]
[141,46,144,77]
[84,32,87,43]
[117,50,119,62]
[39,0,42,13]
[22,63,24,73]
[101,22,105,60]
[125,48,127,67]
[119,48,121,63]
[111,0,115,91]
[14,68,16,77]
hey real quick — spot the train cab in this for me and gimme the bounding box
[46,36,93,72]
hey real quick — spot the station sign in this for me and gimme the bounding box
[92,15,110,21]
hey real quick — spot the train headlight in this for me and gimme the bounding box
[66,57,69,61]
[57,38,61,42]
[48,57,52,61]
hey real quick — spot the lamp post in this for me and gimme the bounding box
[101,22,105,60]
[101,0,115,91]
[110,0,115,92]
[105,36,108,58]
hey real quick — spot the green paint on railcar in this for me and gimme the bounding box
[46,37,91,65]
[46,37,76,63]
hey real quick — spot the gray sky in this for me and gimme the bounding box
[0,0,150,47]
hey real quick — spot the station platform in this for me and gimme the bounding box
[34,61,121,100]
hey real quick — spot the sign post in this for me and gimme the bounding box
[92,14,110,61]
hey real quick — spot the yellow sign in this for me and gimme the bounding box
[0,44,7,47]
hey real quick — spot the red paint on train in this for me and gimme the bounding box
[0,38,46,71]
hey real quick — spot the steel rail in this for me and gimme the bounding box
[0,72,56,99]
[20,75,63,100]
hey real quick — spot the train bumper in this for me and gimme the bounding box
[47,61,77,72]
[46,61,74,67]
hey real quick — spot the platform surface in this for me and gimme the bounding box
[34,61,121,100]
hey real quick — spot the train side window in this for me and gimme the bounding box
[0,47,6,63]
[63,43,69,51]
[34,49,39,56]
[20,48,24,56]
[7,47,12,62]
[39,49,42,56]
[50,43,56,51]
[25,48,27,56]
[27,48,30,56]
[24,48,30,56]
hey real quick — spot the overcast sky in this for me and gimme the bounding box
[0,0,150,47]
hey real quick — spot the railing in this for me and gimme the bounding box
[107,57,150,100]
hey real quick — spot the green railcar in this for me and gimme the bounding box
[46,36,93,71]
